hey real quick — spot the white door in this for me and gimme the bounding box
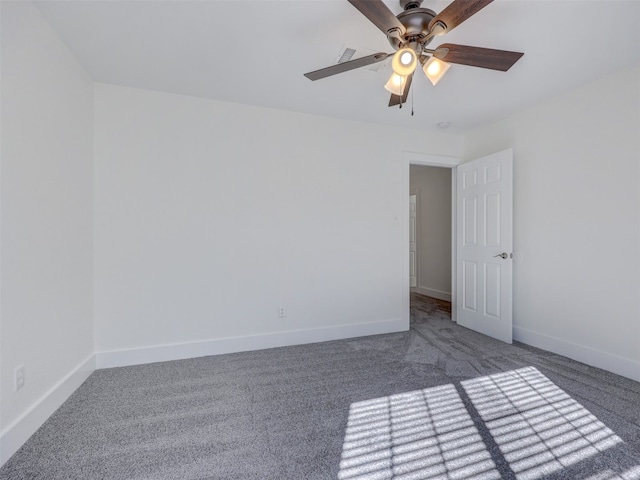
[456,149,513,343]
[409,195,417,288]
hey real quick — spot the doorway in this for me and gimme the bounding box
[402,152,461,327]
[403,150,514,343]
[410,165,452,303]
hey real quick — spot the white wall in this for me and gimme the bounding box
[93,83,462,366]
[409,165,452,301]
[464,66,640,381]
[1,0,95,462]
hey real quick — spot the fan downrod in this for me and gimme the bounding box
[400,0,423,10]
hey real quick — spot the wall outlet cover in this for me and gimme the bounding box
[15,364,25,391]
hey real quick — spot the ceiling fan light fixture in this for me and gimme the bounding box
[391,47,418,76]
[384,72,407,96]
[423,56,451,86]
[304,0,525,108]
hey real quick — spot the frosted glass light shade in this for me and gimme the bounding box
[423,56,451,86]
[384,72,407,96]
[391,48,418,76]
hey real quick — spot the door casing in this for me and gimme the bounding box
[409,194,418,289]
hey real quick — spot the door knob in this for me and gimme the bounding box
[494,252,509,259]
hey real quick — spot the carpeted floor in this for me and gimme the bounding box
[1,293,639,479]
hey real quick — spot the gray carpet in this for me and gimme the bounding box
[2,293,639,479]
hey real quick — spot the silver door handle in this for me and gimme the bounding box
[494,253,508,259]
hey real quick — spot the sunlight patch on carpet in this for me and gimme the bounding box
[338,384,499,479]
[462,367,624,480]
[338,367,631,480]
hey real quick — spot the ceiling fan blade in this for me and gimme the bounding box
[304,52,390,81]
[429,0,493,34]
[434,44,523,71]
[348,0,406,35]
[389,73,413,107]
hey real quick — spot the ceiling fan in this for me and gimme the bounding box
[304,0,524,107]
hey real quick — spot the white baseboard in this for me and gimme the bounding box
[96,318,407,369]
[513,325,640,383]
[413,287,451,302]
[0,354,96,466]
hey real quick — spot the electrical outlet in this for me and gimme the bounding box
[15,364,25,391]
[278,306,286,318]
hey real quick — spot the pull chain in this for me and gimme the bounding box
[411,82,414,116]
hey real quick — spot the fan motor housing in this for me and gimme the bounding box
[388,8,436,51]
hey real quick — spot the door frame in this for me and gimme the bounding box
[402,151,461,327]
[409,193,418,289]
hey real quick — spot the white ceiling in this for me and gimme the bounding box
[35,0,640,134]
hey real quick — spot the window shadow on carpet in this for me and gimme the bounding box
[338,367,640,480]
